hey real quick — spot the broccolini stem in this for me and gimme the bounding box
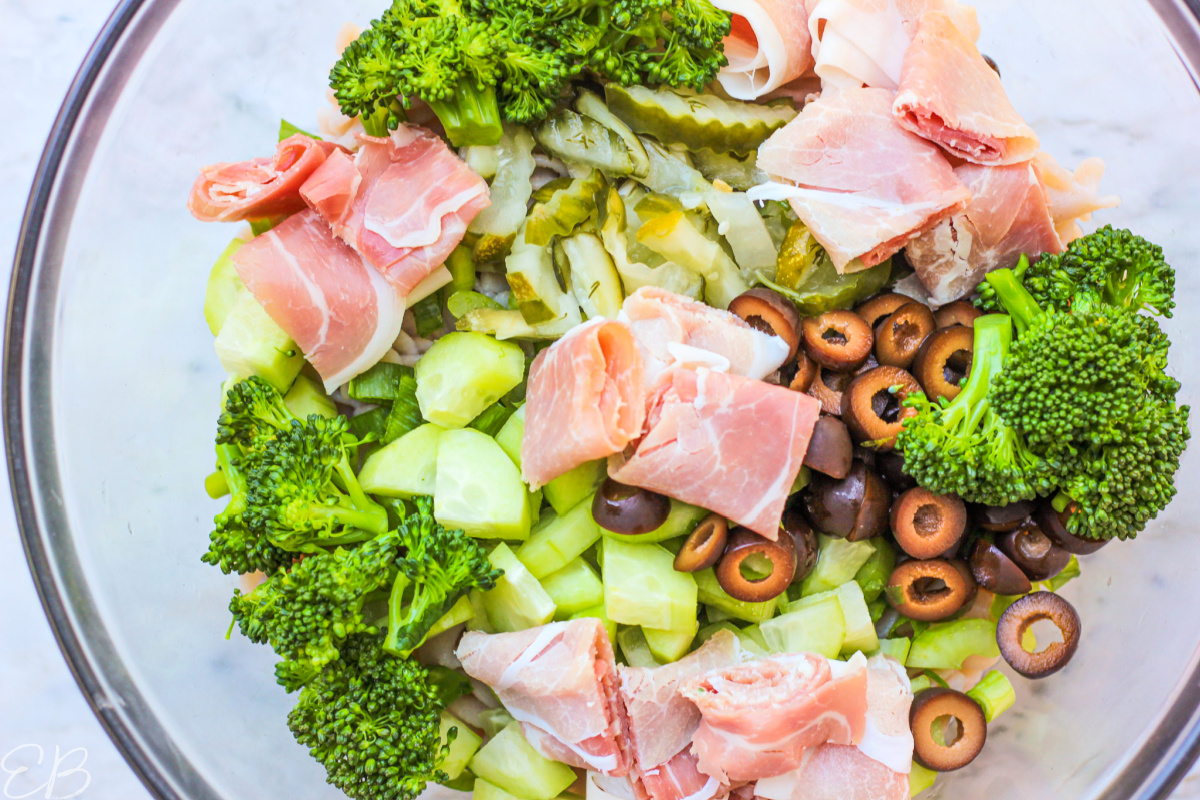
[331,457,390,535]
[426,79,504,147]
[214,443,247,522]
[984,258,1042,335]
[943,314,1012,434]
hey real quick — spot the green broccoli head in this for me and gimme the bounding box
[384,496,502,658]
[231,530,402,691]
[288,635,450,800]
[217,377,297,448]
[244,415,388,553]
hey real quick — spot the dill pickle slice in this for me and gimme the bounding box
[762,222,892,316]
[524,170,607,247]
[576,90,650,179]
[532,109,638,176]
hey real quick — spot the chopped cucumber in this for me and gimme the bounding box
[695,568,777,624]
[599,500,708,544]
[800,535,876,597]
[966,670,1016,722]
[570,604,617,645]
[426,594,476,642]
[204,238,247,335]
[874,637,912,665]
[617,626,661,668]
[475,779,525,800]
[908,673,934,695]
[541,557,604,617]
[533,109,640,177]
[854,539,897,604]
[467,590,495,633]
[469,722,576,800]
[559,233,625,320]
[603,539,697,631]
[441,711,483,780]
[359,423,445,498]
[544,461,605,515]
[517,499,602,578]
[909,762,938,797]
[907,619,1000,670]
[484,544,557,632]
[213,291,304,392]
[283,374,337,420]
[643,620,699,663]
[761,594,846,658]
[495,404,525,468]
[348,362,413,402]
[790,580,878,656]
[415,332,525,428]
[575,89,650,178]
[478,709,515,739]
[436,428,531,539]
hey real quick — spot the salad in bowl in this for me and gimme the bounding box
[185,0,1190,799]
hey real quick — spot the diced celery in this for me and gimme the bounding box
[739,623,769,652]
[854,539,897,603]
[528,489,543,527]
[1040,555,1081,592]
[469,723,576,800]
[441,711,483,780]
[907,619,1000,670]
[426,594,476,642]
[478,708,515,739]
[695,569,776,624]
[618,626,661,668]
[517,499,602,578]
[484,544,557,632]
[416,332,525,428]
[909,673,934,695]
[467,590,495,633]
[603,539,697,631]
[696,621,767,657]
[602,500,709,544]
[989,592,1024,621]
[475,779,526,800]
[874,637,912,665]
[705,604,735,624]
[967,670,1016,722]
[571,604,617,645]
[204,238,247,336]
[496,404,525,467]
[213,291,303,392]
[761,594,846,658]
[643,620,699,663]
[800,535,876,597]
[348,362,414,402]
[790,580,877,656]
[909,762,938,797]
[436,428,531,539]
[360,423,446,498]
[282,374,337,420]
[544,460,605,515]
[542,557,604,616]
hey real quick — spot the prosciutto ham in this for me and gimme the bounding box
[619,287,790,389]
[620,631,746,800]
[188,134,339,223]
[300,126,490,296]
[521,319,646,490]
[752,87,971,272]
[608,368,819,539]
[456,619,630,775]
[893,11,1038,165]
[905,161,1062,303]
[230,209,405,391]
[679,652,869,782]
[712,0,814,100]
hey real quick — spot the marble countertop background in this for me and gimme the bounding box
[0,2,1199,799]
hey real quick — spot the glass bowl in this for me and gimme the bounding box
[8,0,1200,798]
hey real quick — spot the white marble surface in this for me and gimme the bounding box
[0,2,1199,800]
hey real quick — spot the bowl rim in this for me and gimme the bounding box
[7,1,1200,799]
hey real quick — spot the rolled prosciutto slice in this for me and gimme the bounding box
[522,319,646,490]
[620,631,746,800]
[893,11,1037,165]
[456,619,629,776]
[753,88,971,272]
[712,0,814,100]
[905,161,1062,303]
[230,210,405,391]
[300,126,490,296]
[610,368,819,540]
[619,287,790,389]
[679,652,869,782]
[189,134,339,223]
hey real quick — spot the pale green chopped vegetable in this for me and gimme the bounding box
[692,149,763,191]
[204,237,248,335]
[470,723,575,800]
[874,637,912,665]
[854,539,897,603]
[639,137,710,196]
[359,423,446,498]
[909,762,938,796]
[617,626,660,668]
[485,544,556,632]
[907,619,1000,670]
[694,568,777,624]
[415,332,525,428]
[517,498,602,578]
[604,538,698,631]
[435,428,532,539]
[967,670,1016,722]
[597,186,702,299]
[544,460,606,515]
[558,232,625,319]
[214,291,303,393]
[283,374,337,420]
[761,594,846,658]
[790,580,878,656]
[800,535,877,597]
[441,711,483,781]
[635,197,749,308]
[643,620,699,663]
[541,557,604,616]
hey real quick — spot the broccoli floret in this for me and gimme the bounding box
[217,376,297,448]
[288,635,450,800]
[384,497,502,657]
[976,227,1175,318]
[230,530,401,691]
[201,442,293,575]
[897,314,1051,506]
[244,415,389,553]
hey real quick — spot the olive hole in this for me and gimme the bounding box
[821,327,848,346]
[912,577,950,600]
[944,350,972,387]
[1027,617,1065,653]
[931,715,964,748]
[739,552,776,582]
[913,504,943,537]
[871,389,901,423]
[744,315,775,336]
[692,523,715,549]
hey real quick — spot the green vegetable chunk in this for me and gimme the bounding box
[635,199,749,308]
[596,187,703,300]
[760,221,891,315]
[541,557,604,616]
[534,109,640,176]
[909,762,938,797]
[469,723,575,800]
[475,779,526,800]
[360,423,446,498]
[517,498,602,578]
[906,619,1000,670]
[761,594,846,658]
[790,580,878,656]
[694,568,777,624]
[800,535,876,597]
[618,626,661,668]
[204,238,247,335]
[416,332,525,428]
[485,543,557,632]
[605,85,796,154]
[854,539,897,603]
[604,538,698,631]
[600,499,709,544]
[544,460,606,515]
[441,711,484,781]
[283,374,337,420]
[435,428,532,539]
[874,637,912,665]
[966,670,1016,722]
[571,604,618,645]
[643,620,699,663]
[213,291,304,393]
[525,170,607,247]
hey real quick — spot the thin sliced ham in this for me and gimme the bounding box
[189,134,339,222]
[609,368,819,539]
[522,319,646,490]
[905,161,1062,303]
[300,126,490,296]
[680,652,869,782]
[230,209,405,391]
[894,11,1038,165]
[1032,152,1121,244]
[713,0,814,100]
[456,619,629,775]
[619,287,790,389]
[620,631,746,800]
[752,87,971,272]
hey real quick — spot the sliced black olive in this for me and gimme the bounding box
[802,462,890,541]
[716,528,797,602]
[790,350,818,393]
[592,479,670,535]
[886,559,975,621]
[1037,503,1108,555]
[910,688,987,771]
[970,500,1035,533]
[783,507,819,581]
[840,366,922,450]
[933,300,982,329]
[969,539,1032,595]
[997,521,1071,582]
[856,293,912,329]
[890,487,967,559]
[674,514,728,573]
[875,450,917,491]
[982,54,1001,77]
[875,302,936,369]
[997,591,1081,678]
[912,326,974,404]
[802,310,874,371]
[803,415,854,479]
[729,288,803,361]
[808,366,853,415]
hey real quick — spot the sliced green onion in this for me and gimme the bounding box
[278,119,321,141]
[347,406,390,441]
[470,403,516,437]
[382,373,423,444]
[347,362,414,402]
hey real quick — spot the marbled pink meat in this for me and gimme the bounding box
[189,134,338,222]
